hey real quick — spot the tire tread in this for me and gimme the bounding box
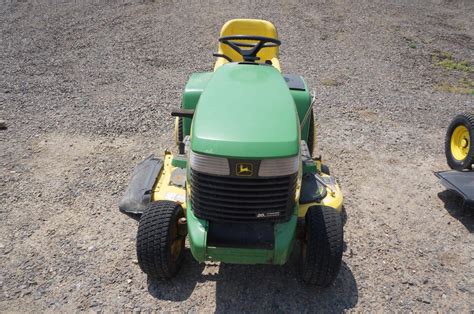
[300,205,343,287]
[136,201,184,279]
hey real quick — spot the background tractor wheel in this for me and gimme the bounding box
[445,113,474,170]
[136,201,186,279]
[299,205,343,287]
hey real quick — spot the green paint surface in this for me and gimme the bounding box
[181,70,312,147]
[186,204,208,262]
[191,63,300,158]
[290,85,312,144]
[186,201,297,265]
[181,72,213,137]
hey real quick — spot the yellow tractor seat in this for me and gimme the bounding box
[214,19,281,72]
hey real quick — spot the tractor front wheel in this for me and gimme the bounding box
[136,201,186,279]
[299,205,343,287]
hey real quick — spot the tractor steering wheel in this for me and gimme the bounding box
[218,35,281,62]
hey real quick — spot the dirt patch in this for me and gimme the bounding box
[1,0,473,312]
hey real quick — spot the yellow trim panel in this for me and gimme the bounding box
[297,173,343,217]
[151,152,187,210]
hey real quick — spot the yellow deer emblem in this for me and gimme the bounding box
[236,163,253,176]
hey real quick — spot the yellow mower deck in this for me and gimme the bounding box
[151,152,186,209]
[150,152,343,218]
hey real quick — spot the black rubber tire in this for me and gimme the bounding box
[136,201,185,279]
[177,117,183,143]
[445,113,474,170]
[307,110,315,156]
[321,164,330,175]
[299,205,343,287]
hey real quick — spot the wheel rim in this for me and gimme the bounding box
[450,125,470,161]
[169,219,184,262]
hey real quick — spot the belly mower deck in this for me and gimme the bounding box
[435,170,474,209]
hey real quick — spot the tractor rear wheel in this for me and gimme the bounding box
[445,113,474,170]
[299,205,343,287]
[174,117,183,146]
[136,201,186,279]
[307,110,315,156]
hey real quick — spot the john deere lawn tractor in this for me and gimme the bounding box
[119,19,344,286]
[435,113,474,210]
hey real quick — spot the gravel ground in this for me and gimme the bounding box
[1,0,473,312]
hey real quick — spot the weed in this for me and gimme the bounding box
[432,51,473,72]
[321,79,339,86]
[435,78,474,95]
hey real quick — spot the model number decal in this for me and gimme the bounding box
[256,212,280,218]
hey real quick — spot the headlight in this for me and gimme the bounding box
[190,151,299,177]
[190,151,230,175]
[259,156,299,177]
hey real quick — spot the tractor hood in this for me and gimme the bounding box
[191,63,300,159]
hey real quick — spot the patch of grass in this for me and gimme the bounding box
[434,78,474,95]
[321,79,340,86]
[403,36,418,49]
[440,51,452,59]
[459,77,474,87]
[434,84,472,94]
[437,59,472,71]
[432,51,473,72]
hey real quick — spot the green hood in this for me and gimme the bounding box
[191,63,300,159]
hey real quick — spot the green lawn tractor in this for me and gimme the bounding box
[119,19,344,287]
[435,113,474,210]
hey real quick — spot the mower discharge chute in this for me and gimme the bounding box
[120,19,344,287]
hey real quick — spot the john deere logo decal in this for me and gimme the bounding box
[236,163,253,176]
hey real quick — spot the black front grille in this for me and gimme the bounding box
[191,170,297,223]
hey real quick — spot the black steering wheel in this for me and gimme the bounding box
[217,35,281,62]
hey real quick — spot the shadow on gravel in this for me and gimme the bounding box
[147,251,206,301]
[438,191,474,233]
[147,248,358,311]
[213,260,358,313]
